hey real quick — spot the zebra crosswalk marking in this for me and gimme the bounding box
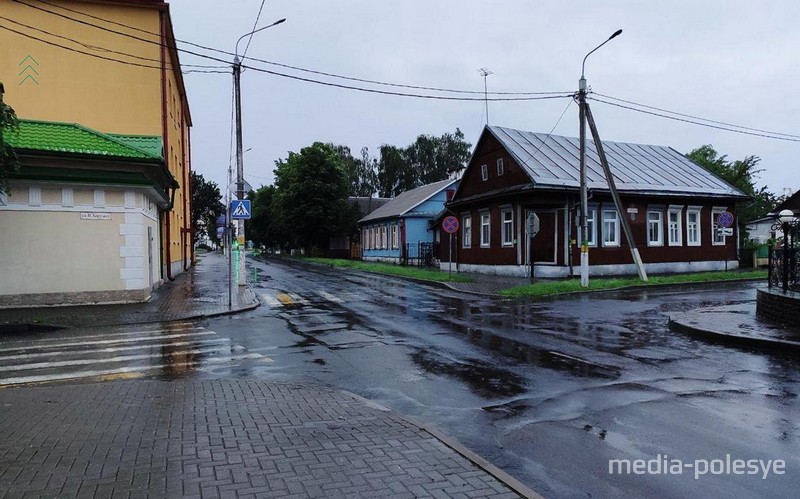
[287,292,309,305]
[0,330,216,354]
[0,338,230,362]
[0,353,266,387]
[260,293,282,307]
[317,290,344,303]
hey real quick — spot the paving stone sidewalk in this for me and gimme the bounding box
[0,379,534,499]
[0,251,258,330]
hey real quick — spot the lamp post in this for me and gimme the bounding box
[232,18,285,286]
[777,209,797,292]
[578,29,622,288]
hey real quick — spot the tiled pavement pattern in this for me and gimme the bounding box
[0,380,522,499]
[0,252,258,329]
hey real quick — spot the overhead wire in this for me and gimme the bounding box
[517,99,574,164]
[594,92,800,140]
[589,96,800,143]
[22,0,571,97]
[241,0,267,61]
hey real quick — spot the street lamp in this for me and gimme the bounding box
[232,18,285,286]
[577,29,622,288]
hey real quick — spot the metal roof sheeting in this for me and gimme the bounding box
[488,125,747,198]
[359,179,457,223]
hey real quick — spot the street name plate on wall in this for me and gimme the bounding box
[80,212,111,220]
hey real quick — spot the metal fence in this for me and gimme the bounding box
[768,220,799,292]
[402,242,436,268]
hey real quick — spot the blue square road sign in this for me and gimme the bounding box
[230,200,252,220]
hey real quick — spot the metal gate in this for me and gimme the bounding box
[402,242,435,267]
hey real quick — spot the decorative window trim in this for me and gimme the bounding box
[93,189,105,208]
[501,206,514,247]
[585,206,598,247]
[497,158,505,176]
[647,208,664,247]
[29,186,42,206]
[602,208,620,247]
[481,164,489,181]
[462,214,472,249]
[686,206,702,247]
[391,224,398,249]
[668,205,683,246]
[480,210,491,248]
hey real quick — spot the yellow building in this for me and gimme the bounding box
[0,0,193,305]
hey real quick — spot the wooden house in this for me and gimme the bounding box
[436,125,748,277]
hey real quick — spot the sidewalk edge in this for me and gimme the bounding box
[668,314,800,354]
[341,390,545,499]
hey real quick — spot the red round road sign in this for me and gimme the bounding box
[717,211,734,228]
[442,215,459,234]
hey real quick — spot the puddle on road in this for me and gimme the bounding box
[410,350,527,398]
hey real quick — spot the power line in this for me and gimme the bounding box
[240,63,573,101]
[518,99,574,164]
[594,92,800,140]
[589,96,800,143]
[23,0,571,97]
[241,0,267,61]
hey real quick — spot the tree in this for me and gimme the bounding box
[0,98,20,196]
[687,145,780,244]
[272,142,350,252]
[377,128,472,197]
[245,185,277,249]
[190,172,224,246]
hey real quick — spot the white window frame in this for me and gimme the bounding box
[647,208,664,247]
[391,224,398,249]
[497,158,504,176]
[668,206,683,246]
[480,210,491,248]
[481,164,488,181]
[362,229,368,248]
[585,207,598,247]
[501,206,514,247]
[602,209,620,247]
[686,207,701,246]
[462,215,472,248]
[382,226,388,249]
[712,207,726,246]
[369,228,375,249]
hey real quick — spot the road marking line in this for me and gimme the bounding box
[0,338,230,361]
[0,353,266,387]
[0,330,217,354]
[317,290,344,304]
[276,293,294,305]
[2,324,201,347]
[0,345,235,372]
[260,292,283,307]
[287,292,309,305]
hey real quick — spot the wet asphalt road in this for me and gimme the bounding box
[2,258,799,498]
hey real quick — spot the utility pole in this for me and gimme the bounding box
[585,103,648,281]
[578,29,622,287]
[232,17,285,287]
[478,68,493,125]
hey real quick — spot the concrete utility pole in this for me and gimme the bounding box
[585,103,648,281]
[578,29,622,287]
[232,18,285,286]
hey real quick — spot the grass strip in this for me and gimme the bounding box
[302,257,474,283]
[499,269,767,298]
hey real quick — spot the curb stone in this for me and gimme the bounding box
[341,390,544,499]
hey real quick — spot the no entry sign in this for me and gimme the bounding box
[442,215,459,234]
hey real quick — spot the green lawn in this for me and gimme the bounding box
[302,257,474,283]
[499,269,768,298]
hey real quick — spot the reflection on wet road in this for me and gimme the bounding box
[217,259,800,498]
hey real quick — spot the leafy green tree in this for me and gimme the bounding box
[272,142,350,252]
[245,185,277,249]
[0,97,20,196]
[377,128,471,197]
[190,172,224,246]
[687,145,780,244]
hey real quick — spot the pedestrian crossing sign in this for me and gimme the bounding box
[230,200,251,220]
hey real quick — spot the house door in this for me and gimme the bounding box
[527,210,558,265]
[147,226,154,289]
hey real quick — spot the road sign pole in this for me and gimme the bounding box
[449,233,452,276]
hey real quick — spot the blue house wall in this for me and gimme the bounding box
[361,181,457,263]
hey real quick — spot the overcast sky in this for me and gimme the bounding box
[170,0,799,199]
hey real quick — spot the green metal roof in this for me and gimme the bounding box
[2,120,163,161]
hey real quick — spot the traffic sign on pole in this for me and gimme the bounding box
[717,211,734,228]
[230,200,251,220]
[442,216,459,234]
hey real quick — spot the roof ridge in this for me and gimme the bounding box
[71,122,161,160]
